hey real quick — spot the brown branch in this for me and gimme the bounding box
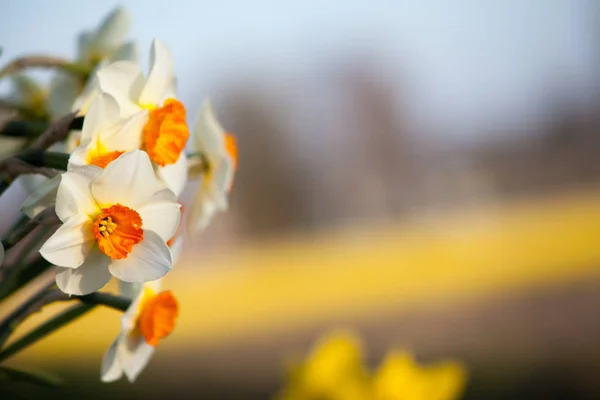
[29,111,77,151]
[0,55,70,79]
[1,207,59,251]
[0,157,56,180]
[0,111,76,192]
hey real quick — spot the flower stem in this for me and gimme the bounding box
[78,292,131,312]
[0,303,95,362]
[0,56,88,79]
[0,281,67,349]
[0,291,131,362]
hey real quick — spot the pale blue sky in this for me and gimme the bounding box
[1,0,599,143]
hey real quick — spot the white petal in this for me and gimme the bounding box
[67,146,88,169]
[110,41,138,63]
[169,237,184,266]
[209,156,235,205]
[163,76,177,100]
[109,229,172,283]
[156,152,187,197]
[40,214,95,268]
[96,61,144,116]
[119,281,143,300]
[119,334,155,382]
[99,110,147,151]
[18,173,49,195]
[101,337,124,382]
[193,99,226,156]
[80,92,121,143]
[55,246,111,295]
[92,7,131,56]
[77,31,94,62]
[187,159,231,235]
[136,199,180,242]
[46,73,79,119]
[65,130,83,153]
[20,174,61,219]
[91,150,164,209]
[138,39,174,106]
[55,166,101,222]
[188,187,219,234]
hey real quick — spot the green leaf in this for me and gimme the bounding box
[0,365,63,387]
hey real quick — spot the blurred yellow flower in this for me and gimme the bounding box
[276,331,371,400]
[276,331,467,400]
[371,351,467,400]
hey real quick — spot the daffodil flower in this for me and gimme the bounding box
[371,352,467,400]
[20,92,146,218]
[101,279,179,382]
[39,150,181,295]
[87,39,188,196]
[187,100,237,234]
[46,6,137,119]
[68,92,147,169]
[276,330,370,400]
[119,206,184,300]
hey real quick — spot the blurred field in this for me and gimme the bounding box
[3,187,600,398]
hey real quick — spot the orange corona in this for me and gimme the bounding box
[89,150,125,168]
[137,290,179,347]
[225,133,238,169]
[93,204,143,259]
[142,98,189,166]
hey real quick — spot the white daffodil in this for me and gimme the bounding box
[68,92,147,169]
[39,150,181,295]
[119,206,184,300]
[93,39,188,196]
[20,92,146,218]
[47,6,137,119]
[188,100,237,234]
[101,279,179,383]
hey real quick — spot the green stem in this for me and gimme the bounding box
[0,303,95,363]
[0,116,84,139]
[0,282,65,349]
[59,62,90,78]
[78,292,131,312]
[0,292,131,362]
[0,120,48,138]
[17,150,69,171]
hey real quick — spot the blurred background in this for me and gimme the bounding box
[2,0,600,398]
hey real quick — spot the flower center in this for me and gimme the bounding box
[137,289,179,347]
[142,98,189,167]
[89,150,125,168]
[93,204,143,260]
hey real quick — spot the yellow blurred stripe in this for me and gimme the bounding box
[8,189,600,362]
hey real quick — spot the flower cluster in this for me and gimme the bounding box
[276,331,467,400]
[0,7,237,383]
